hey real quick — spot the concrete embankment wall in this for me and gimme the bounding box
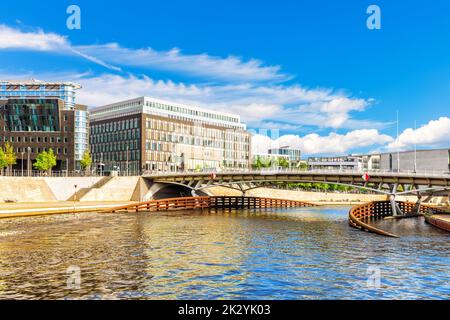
[80,176,141,201]
[0,176,145,202]
[0,177,57,202]
[44,177,103,201]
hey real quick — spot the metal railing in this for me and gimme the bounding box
[1,167,449,178]
[144,167,450,178]
[0,169,144,177]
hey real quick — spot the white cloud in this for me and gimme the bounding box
[252,130,394,155]
[0,24,287,82]
[53,73,381,130]
[0,24,121,71]
[0,24,68,50]
[387,117,450,150]
[77,44,289,83]
[0,23,389,131]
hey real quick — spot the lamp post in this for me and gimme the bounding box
[414,120,417,173]
[396,110,400,173]
[73,184,78,213]
[21,151,25,176]
[27,147,31,177]
[126,145,129,176]
[100,152,103,176]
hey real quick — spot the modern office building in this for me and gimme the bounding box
[89,97,251,173]
[379,148,450,173]
[0,79,80,109]
[268,146,302,165]
[307,155,364,171]
[307,148,450,173]
[0,80,89,171]
[362,153,381,171]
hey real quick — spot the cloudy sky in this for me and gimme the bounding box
[0,0,449,156]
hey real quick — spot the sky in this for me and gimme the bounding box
[0,0,449,156]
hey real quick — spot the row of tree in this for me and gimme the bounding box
[252,155,307,170]
[0,142,93,173]
[278,182,356,193]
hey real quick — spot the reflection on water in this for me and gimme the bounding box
[0,207,448,299]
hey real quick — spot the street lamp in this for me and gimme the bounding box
[21,151,25,176]
[73,184,78,213]
[126,145,129,176]
[27,147,31,177]
[414,120,417,173]
[100,152,103,176]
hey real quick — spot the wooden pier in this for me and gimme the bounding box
[349,200,448,237]
[425,214,450,232]
[104,196,317,213]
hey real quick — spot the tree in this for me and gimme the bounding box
[297,161,308,171]
[80,150,92,171]
[252,155,272,169]
[33,149,57,174]
[0,148,7,173]
[278,157,290,168]
[3,142,16,173]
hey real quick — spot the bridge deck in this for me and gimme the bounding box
[144,170,450,196]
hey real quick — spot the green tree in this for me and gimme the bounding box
[0,148,7,173]
[80,150,92,171]
[297,161,308,171]
[253,156,272,169]
[278,157,290,168]
[33,149,57,174]
[3,142,16,173]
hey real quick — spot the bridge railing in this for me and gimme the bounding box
[144,168,450,178]
[2,168,449,178]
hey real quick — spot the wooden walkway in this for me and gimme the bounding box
[349,201,448,237]
[104,196,317,213]
[425,214,450,232]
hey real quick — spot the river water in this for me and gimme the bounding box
[0,207,448,300]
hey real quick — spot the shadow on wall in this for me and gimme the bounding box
[152,185,208,199]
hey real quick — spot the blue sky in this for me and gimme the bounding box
[0,0,449,155]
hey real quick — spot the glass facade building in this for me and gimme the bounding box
[3,99,61,132]
[90,97,251,173]
[0,80,89,171]
[268,146,302,163]
[0,80,80,110]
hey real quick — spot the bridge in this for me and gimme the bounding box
[103,169,450,237]
[144,169,450,217]
[143,169,450,218]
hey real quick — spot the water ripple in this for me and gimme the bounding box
[0,207,448,299]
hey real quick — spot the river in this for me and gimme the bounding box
[0,206,448,299]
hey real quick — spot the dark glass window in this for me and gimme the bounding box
[4,98,60,132]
